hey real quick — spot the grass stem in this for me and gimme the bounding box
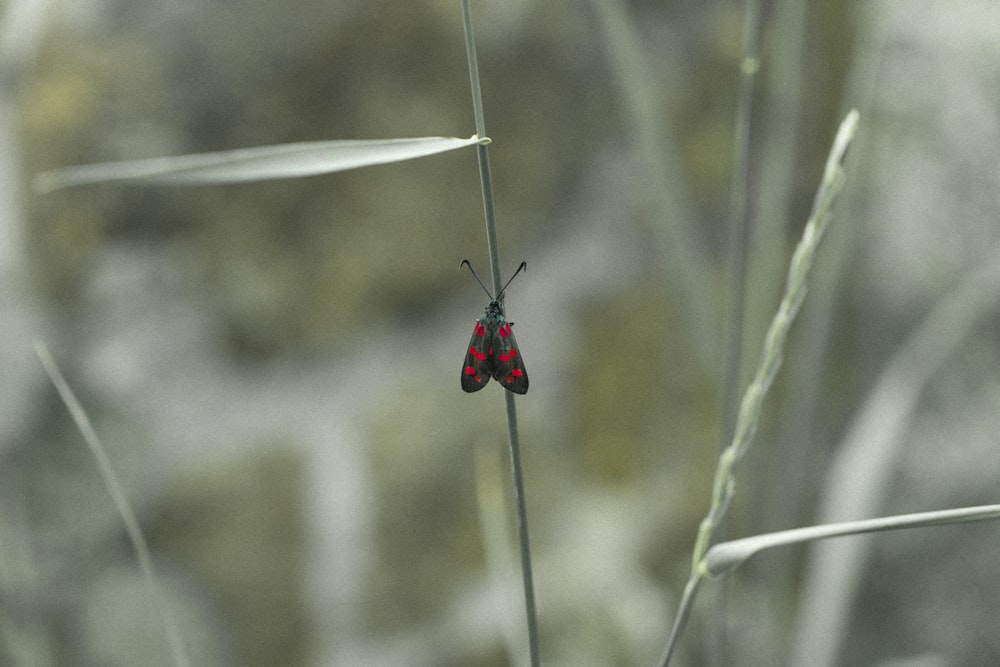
[657,109,858,667]
[461,3,540,665]
[35,342,191,667]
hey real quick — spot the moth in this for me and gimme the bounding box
[460,260,529,394]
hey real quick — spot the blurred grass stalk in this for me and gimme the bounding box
[710,1,763,662]
[659,101,1000,667]
[588,0,721,374]
[790,245,1000,666]
[34,342,192,667]
[461,2,540,666]
[656,108,859,667]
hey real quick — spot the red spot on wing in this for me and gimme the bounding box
[474,323,486,337]
[498,323,512,338]
[470,347,487,361]
[499,349,518,362]
[511,369,523,377]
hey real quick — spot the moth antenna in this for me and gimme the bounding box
[460,259,494,300]
[496,261,527,300]
[461,260,527,301]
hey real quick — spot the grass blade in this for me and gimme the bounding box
[34,342,191,667]
[35,135,483,191]
[704,504,1000,577]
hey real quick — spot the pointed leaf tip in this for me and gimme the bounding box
[35,135,481,190]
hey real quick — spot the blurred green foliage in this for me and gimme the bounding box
[21,1,618,361]
[147,448,308,667]
[18,1,969,666]
[0,389,225,665]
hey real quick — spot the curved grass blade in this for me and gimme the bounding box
[35,341,191,667]
[703,504,1000,578]
[35,135,484,191]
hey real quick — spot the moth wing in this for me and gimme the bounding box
[492,322,528,394]
[461,319,492,392]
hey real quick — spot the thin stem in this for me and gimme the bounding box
[461,2,540,666]
[504,390,539,666]
[720,0,762,461]
[699,110,858,565]
[35,342,191,667]
[712,3,762,661]
[475,143,504,292]
[461,1,487,141]
[657,110,858,667]
[587,0,720,373]
[657,573,703,667]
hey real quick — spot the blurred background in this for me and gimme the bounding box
[3,1,1000,665]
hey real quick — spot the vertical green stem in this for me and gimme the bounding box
[461,0,500,288]
[712,3,762,662]
[721,0,762,459]
[461,2,540,666]
[503,390,539,667]
[462,2,487,141]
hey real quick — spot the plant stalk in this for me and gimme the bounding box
[461,2,540,666]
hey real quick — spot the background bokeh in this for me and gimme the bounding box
[3,1,1000,666]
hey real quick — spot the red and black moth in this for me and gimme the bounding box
[460,260,529,395]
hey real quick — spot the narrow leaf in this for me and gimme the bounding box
[703,504,1000,578]
[35,341,191,667]
[35,135,484,191]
